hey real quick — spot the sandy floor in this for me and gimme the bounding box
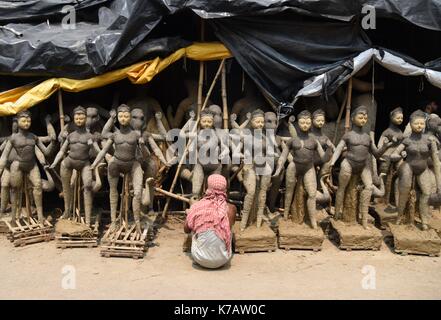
[0,219,440,300]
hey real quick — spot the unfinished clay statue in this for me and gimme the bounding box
[50,107,101,226]
[330,106,392,228]
[178,109,228,201]
[390,110,441,230]
[167,79,211,128]
[274,110,328,228]
[234,109,273,231]
[0,111,55,224]
[91,105,152,234]
[232,78,269,123]
[310,109,334,177]
[378,107,404,207]
[128,108,169,213]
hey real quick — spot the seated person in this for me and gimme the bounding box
[184,174,236,269]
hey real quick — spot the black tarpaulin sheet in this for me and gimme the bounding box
[212,15,371,107]
[0,0,440,113]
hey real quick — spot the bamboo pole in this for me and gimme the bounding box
[197,19,205,118]
[333,87,348,144]
[162,59,226,219]
[221,62,229,129]
[344,78,353,133]
[58,90,65,132]
[154,187,190,204]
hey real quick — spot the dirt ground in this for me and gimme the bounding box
[0,218,440,300]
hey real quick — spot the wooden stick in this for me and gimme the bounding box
[344,78,353,133]
[221,62,229,129]
[58,90,65,133]
[197,19,205,118]
[333,88,348,144]
[154,187,190,204]
[162,59,226,219]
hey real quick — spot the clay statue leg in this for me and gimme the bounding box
[241,165,256,231]
[60,160,73,218]
[144,158,157,214]
[303,167,318,229]
[284,162,296,220]
[334,159,352,219]
[107,159,120,223]
[81,164,93,226]
[191,163,204,200]
[417,168,432,230]
[131,162,144,234]
[256,173,271,228]
[360,165,374,229]
[397,162,413,224]
[9,161,23,223]
[268,168,284,213]
[28,164,44,223]
[0,169,10,215]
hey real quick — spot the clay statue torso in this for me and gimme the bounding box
[67,131,93,162]
[10,132,37,171]
[342,131,371,170]
[290,134,317,174]
[402,134,432,175]
[113,130,140,163]
[310,129,330,166]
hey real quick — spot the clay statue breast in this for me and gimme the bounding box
[68,131,92,145]
[345,131,370,148]
[11,133,36,162]
[403,137,430,158]
[383,129,403,146]
[113,131,138,147]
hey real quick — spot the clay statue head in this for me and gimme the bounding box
[130,108,145,131]
[86,107,100,130]
[250,109,265,129]
[200,110,214,129]
[351,106,368,128]
[208,105,223,128]
[427,114,441,135]
[264,112,278,130]
[73,106,87,128]
[297,110,312,132]
[389,107,403,126]
[312,109,326,129]
[117,104,131,127]
[12,117,18,133]
[409,110,426,134]
[16,110,32,130]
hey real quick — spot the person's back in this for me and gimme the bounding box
[184,174,236,269]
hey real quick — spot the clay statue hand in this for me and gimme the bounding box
[49,162,57,170]
[288,115,296,123]
[401,150,407,158]
[109,109,117,119]
[391,136,398,143]
[58,130,68,143]
[383,137,393,148]
[155,112,162,120]
[273,166,282,177]
[189,110,196,119]
[230,113,237,122]
[90,163,96,171]
[138,137,145,146]
[246,112,251,120]
[44,114,52,123]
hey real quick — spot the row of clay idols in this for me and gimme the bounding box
[1,103,441,237]
[235,106,441,234]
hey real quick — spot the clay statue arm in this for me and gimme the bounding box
[146,136,168,166]
[390,143,405,162]
[50,139,69,169]
[91,139,113,170]
[315,140,328,162]
[288,116,297,139]
[377,134,386,149]
[0,140,12,170]
[274,142,290,176]
[0,139,7,152]
[36,136,56,157]
[329,139,346,167]
[154,112,168,138]
[171,100,191,128]
[370,137,391,158]
[430,138,441,192]
[92,141,102,154]
[101,110,117,139]
[45,114,57,141]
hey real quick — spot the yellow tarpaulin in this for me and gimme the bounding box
[0,42,232,116]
